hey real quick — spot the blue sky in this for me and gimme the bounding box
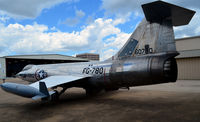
[0,0,199,60]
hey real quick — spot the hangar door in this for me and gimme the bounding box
[5,58,86,77]
[177,57,200,80]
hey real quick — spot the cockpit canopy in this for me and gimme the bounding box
[22,65,34,71]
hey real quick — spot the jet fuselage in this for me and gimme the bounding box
[17,52,178,91]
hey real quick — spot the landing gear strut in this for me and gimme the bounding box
[49,87,68,101]
[59,87,67,96]
[50,90,59,101]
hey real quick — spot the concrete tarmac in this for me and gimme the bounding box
[0,78,200,122]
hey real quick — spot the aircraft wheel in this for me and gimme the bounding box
[85,88,102,96]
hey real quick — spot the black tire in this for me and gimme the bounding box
[85,88,102,96]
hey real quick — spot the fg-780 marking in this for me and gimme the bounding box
[82,67,104,74]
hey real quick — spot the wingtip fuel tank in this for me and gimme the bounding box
[0,82,57,100]
[1,82,42,98]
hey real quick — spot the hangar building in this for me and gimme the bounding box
[0,54,88,79]
[76,53,100,61]
[176,36,200,80]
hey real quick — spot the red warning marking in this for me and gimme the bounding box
[104,68,106,82]
[35,69,40,81]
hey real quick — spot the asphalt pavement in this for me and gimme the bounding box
[0,78,200,122]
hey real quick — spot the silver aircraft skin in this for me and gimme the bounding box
[0,1,196,101]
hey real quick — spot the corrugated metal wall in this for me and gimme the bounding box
[177,57,200,80]
[0,58,6,79]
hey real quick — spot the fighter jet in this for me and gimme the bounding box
[0,1,195,101]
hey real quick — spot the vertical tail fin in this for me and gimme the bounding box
[39,82,49,96]
[111,1,195,60]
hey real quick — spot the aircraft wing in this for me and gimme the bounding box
[29,75,88,90]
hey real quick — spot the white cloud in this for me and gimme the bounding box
[62,9,85,27]
[104,33,130,49]
[86,15,95,24]
[76,10,85,18]
[79,18,130,59]
[100,32,130,60]
[0,23,88,55]
[101,49,116,60]
[0,11,10,23]
[0,0,198,60]
[174,8,200,38]
[195,26,200,34]
[101,0,200,15]
[63,18,80,27]
[112,12,131,25]
[101,0,152,17]
[0,18,131,60]
[102,0,200,38]
[0,16,10,23]
[0,0,79,18]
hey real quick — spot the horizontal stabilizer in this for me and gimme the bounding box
[142,1,195,26]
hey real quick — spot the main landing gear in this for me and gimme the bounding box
[47,87,68,101]
[50,90,59,101]
[85,87,103,96]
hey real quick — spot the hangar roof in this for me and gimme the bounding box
[2,54,88,61]
[176,49,200,59]
[175,36,200,51]
[176,36,200,41]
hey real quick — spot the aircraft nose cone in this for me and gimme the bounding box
[15,73,20,78]
[15,73,22,79]
[15,72,25,79]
